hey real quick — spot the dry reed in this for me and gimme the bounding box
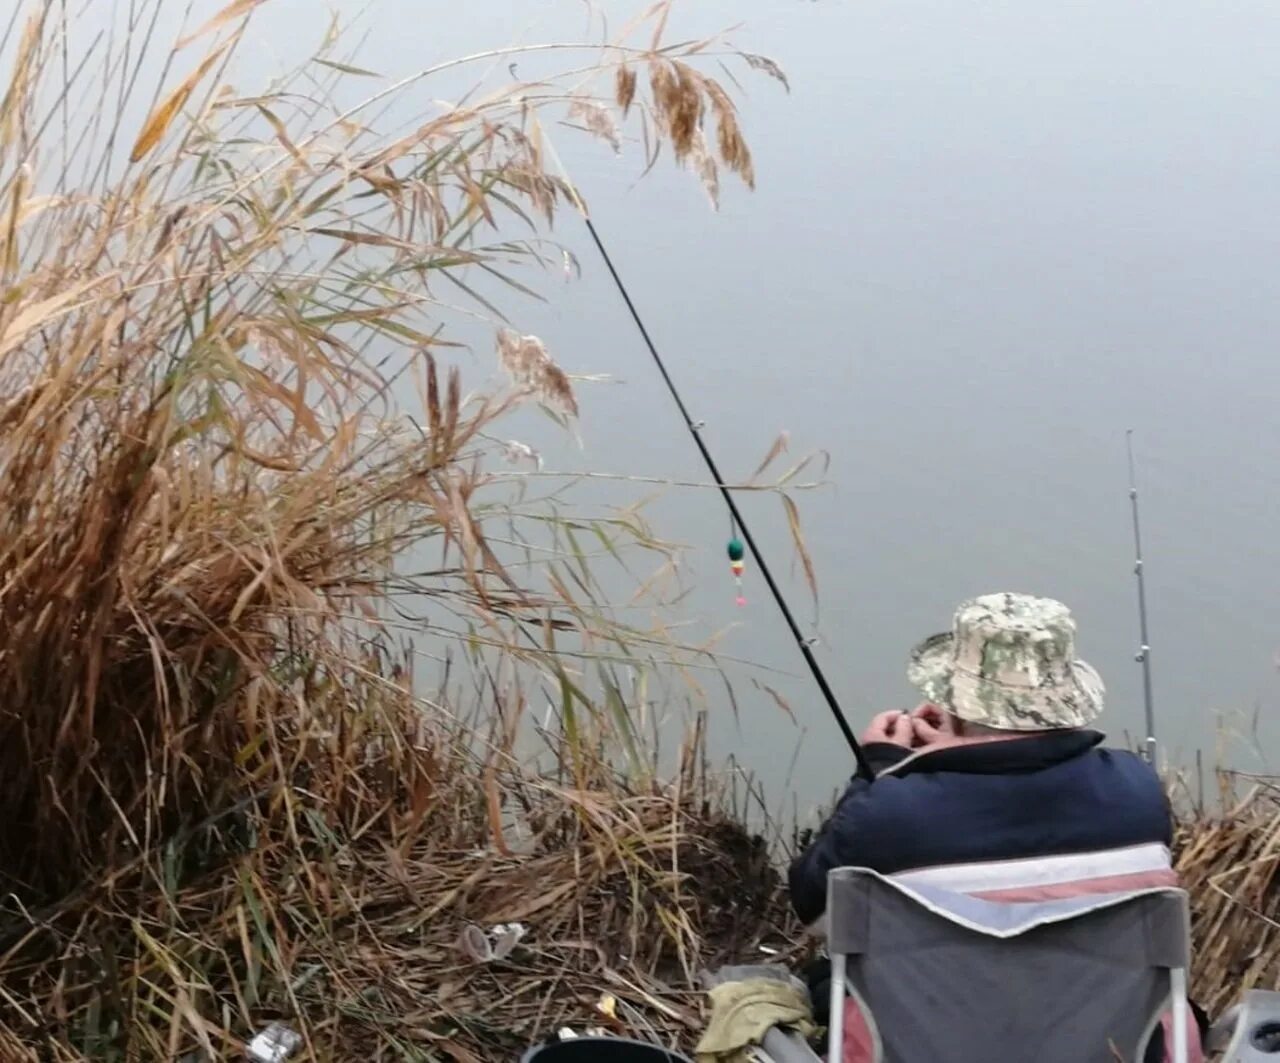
[1176,773,1280,1017]
[0,1,792,1057]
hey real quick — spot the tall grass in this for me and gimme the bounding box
[0,1,793,1056]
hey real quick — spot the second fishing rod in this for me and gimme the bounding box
[578,214,874,781]
[1126,430,1158,764]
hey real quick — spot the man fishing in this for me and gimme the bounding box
[789,592,1204,1061]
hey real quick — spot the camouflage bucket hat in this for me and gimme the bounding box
[906,592,1104,731]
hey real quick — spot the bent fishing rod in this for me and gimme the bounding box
[1126,430,1157,763]
[576,212,873,780]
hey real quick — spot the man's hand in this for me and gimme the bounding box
[909,702,953,747]
[861,710,912,748]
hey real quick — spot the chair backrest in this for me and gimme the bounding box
[825,868,1191,1063]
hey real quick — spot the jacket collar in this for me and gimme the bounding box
[875,729,1105,779]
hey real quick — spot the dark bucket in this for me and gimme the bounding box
[520,1037,694,1063]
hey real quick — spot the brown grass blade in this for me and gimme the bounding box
[650,0,673,50]
[749,431,790,482]
[254,104,311,171]
[176,0,266,50]
[129,43,229,162]
[755,681,798,724]
[484,763,513,857]
[781,493,818,609]
[2,165,28,278]
[0,278,103,357]
[0,13,41,150]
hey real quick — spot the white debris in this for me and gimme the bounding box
[246,1022,302,1063]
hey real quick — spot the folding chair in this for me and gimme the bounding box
[826,867,1192,1063]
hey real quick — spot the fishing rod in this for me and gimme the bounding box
[578,213,873,780]
[1126,430,1157,764]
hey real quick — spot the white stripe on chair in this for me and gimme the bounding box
[889,842,1176,899]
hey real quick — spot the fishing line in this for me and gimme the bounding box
[1126,430,1157,763]
[578,212,871,776]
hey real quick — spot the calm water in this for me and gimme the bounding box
[80,1,1280,816]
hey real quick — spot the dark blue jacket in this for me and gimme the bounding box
[788,730,1172,925]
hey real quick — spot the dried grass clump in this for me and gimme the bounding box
[1176,777,1280,1016]
[0,0,789,1056]
[0,691,794,1060]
